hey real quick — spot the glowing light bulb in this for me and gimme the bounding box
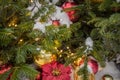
[30,0,33,3]
[20,39,23,42]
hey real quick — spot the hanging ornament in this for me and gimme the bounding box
[74,57,98,74]
[87,59,98,74]
[34,51,56,67]
[102,74,113,80]
[73,56,97,80]
[74,55,85,66]
[0,64,11,74]
[62,1,79,22]
[0,64,12,80]
[52,20,60,26]
[73,65,95,80]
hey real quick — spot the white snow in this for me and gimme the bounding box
[95,61,120,80]
[27,0,41,18]
[50,6,72,27]
[33,21,52,33]
[28,1,120,80]
[51,0,59,4]
[28,1,72,33]
[84,37,93,53]
[116,0,120,3]
[85,37,93,48]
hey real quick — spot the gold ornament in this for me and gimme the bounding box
[74,58,84,66]
[34,52,56,66]
[74,55,85,66]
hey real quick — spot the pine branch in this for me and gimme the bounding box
[0,28,15,47]
[0,68,12,80]
[9,64,38,80]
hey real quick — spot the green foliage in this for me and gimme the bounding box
[0,0,120,80]
[89,13,120,60]
[15,44,38,64]
[0,68,12,80]
[41,25,73,51]
[77,57,89,80]
[0,28,15,47]
[98,0,113,11]
[0,64,38,80]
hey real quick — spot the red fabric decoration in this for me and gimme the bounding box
[41,61,71,80]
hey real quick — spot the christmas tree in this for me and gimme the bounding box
[0,0,120,80]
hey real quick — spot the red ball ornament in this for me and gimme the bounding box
[0,64,11,74]
[0,64,12,80]
[88,59,98,74]
[79,58,98,74]
[52,20,60,26]
[62,1,79,22]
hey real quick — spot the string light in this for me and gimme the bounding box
[60,50,63,53]
[71,53,74,56]
[59,55,62,57]
[54,47,57,50]
[30,0,34,3]
[41,50,46,54]
[19,39,23,42]
[35,38,40,41]
[67,46,69,49]
[14,24,17,27]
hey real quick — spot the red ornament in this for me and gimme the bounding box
[88,59,98,74]
[62,1,79,22]
[52,20,60,26]
[0,64,11,74]
[0,64,12,80]
[79,58,98,74]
